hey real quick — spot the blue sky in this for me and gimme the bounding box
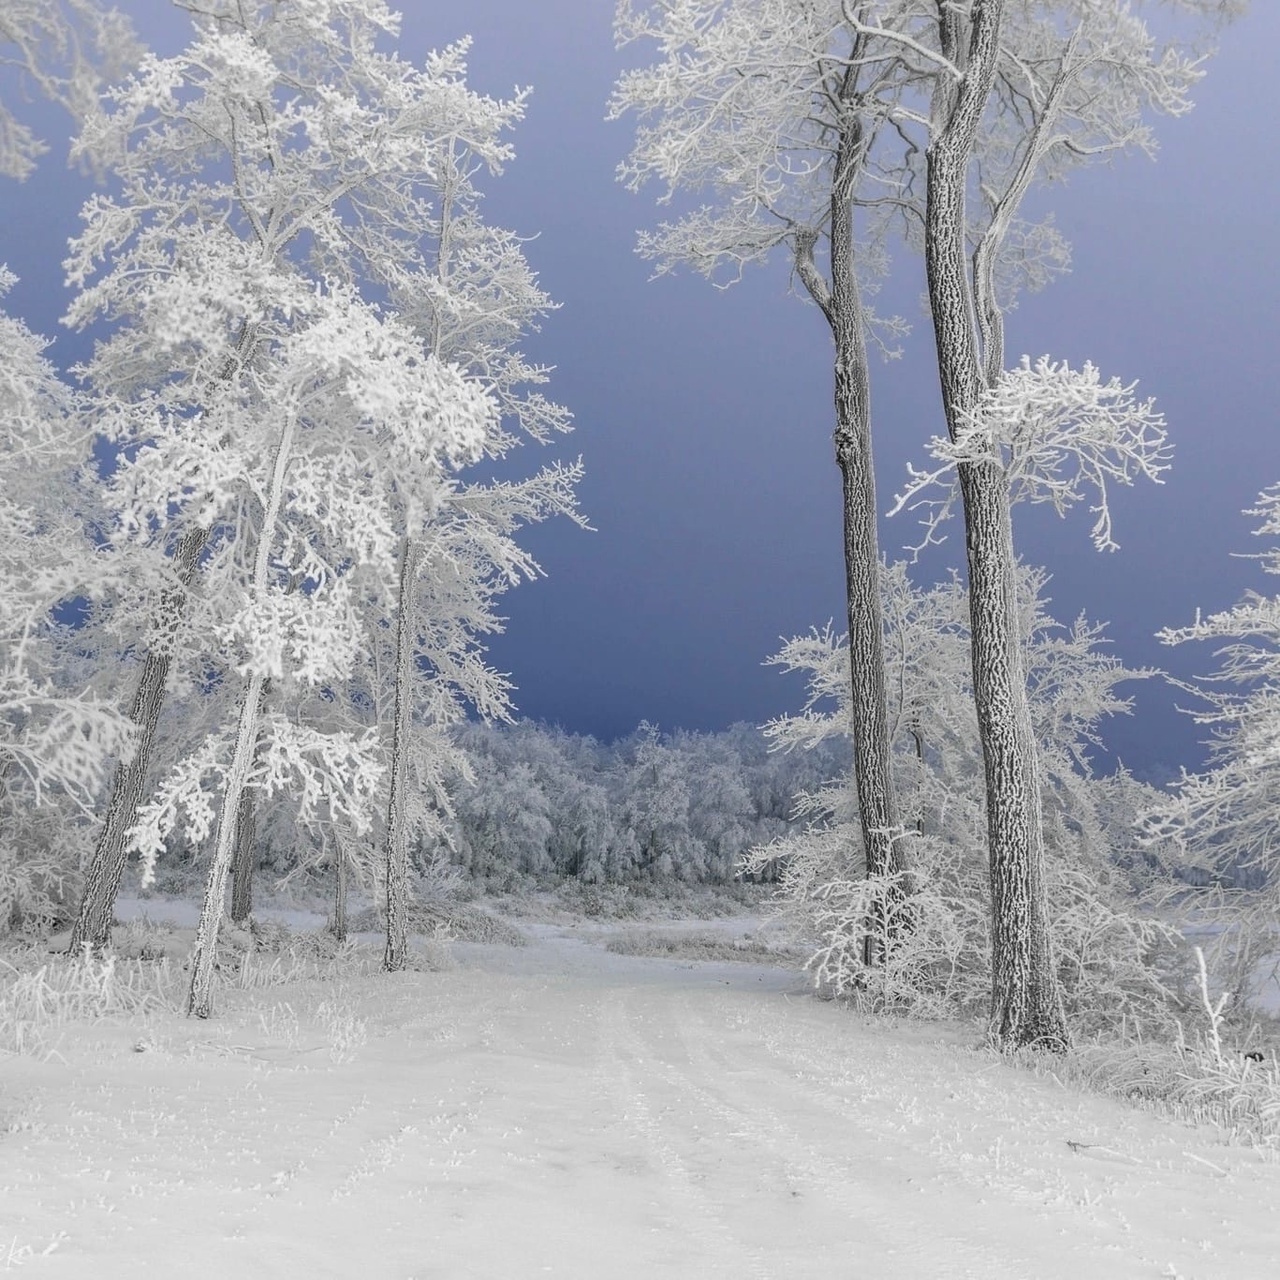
[3,2,1277,783]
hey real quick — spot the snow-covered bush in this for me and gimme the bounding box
[745,563,1179,1034]
[1142,484,1280,1006]
[0,947,175,1056]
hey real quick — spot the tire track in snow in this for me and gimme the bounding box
[605,983,1032,1278]
[590,992,775,1280]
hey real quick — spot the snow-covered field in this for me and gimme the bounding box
[3,908,1278,1279]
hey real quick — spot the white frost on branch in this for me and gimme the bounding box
[127,714,384,886]
[890,354,1171,554]
[0,268,133,811]
[61,0,530,906]
[0,0,139,179]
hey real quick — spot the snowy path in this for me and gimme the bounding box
[2,925,1277,1278]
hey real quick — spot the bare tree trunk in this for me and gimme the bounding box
[793,51,909,965]
[229,681,271,927]
[68,524,208,953]
[229,771,258,926]
[924,0,1067,1051]
[792,102,902,877]
[383,535,422,973]
[332,834,348,943]
[909,718,925,838]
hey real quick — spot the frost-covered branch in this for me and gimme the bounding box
[0,0,139,178]
[890,355,1170,555]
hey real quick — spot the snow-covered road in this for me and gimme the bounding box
[3,925,1277,1278]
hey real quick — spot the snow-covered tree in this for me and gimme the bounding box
[59,0,559,1013]
[609,3,1230,1031]
[118,286,495,1015]
[375,123,582,968]
[620,723,707,881]
[746,562,1174,1033]
[610,0,915,896]
[0,268,132,928]
[912,0,1232,1049]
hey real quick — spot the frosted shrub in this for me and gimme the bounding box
[748,564,1178,1035]
[411,844,466,905]
[0,817,89,937]
[1043,948,1280,1147]
[1140,486,1280,1015]
[315,999,368,1064]
[750,815,1179,1032]
[0,948,175,1055]
[111,916,173,961]
[805,850,989,1020]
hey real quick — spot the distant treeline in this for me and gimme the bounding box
[444,721,850,886]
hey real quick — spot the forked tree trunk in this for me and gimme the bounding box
[68,524,209,954]
[382,535,422,973]
[187,409,296,1018]
[924,0,1068,1051]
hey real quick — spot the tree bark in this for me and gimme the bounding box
[332,834,348,943]
[229,763,258,926]
[923,0,1068,1051]
[793,47,909,964]
[187,670,266,1017]
[382,535,422,973]
[793,93,905,882]
[229,680,271,927]
[68,524,209,953]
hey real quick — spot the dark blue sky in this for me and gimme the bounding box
[4,2,1277,783]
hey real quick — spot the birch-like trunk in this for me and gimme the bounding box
[794,70,907,909]
[68,524,209,953]
[382,535,421,973]
[187,410,296,1018]
[924,0,1068,1051]
[186,670,266,1017]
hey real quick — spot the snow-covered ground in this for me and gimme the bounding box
[3,909,1278,1279]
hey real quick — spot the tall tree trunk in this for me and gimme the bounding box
[924,0,1068,1051]
[830,188,904,886]
[794,54,908,964]
[383,535,422,973]
[187,408,296,1018]
[68,524,208,953]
